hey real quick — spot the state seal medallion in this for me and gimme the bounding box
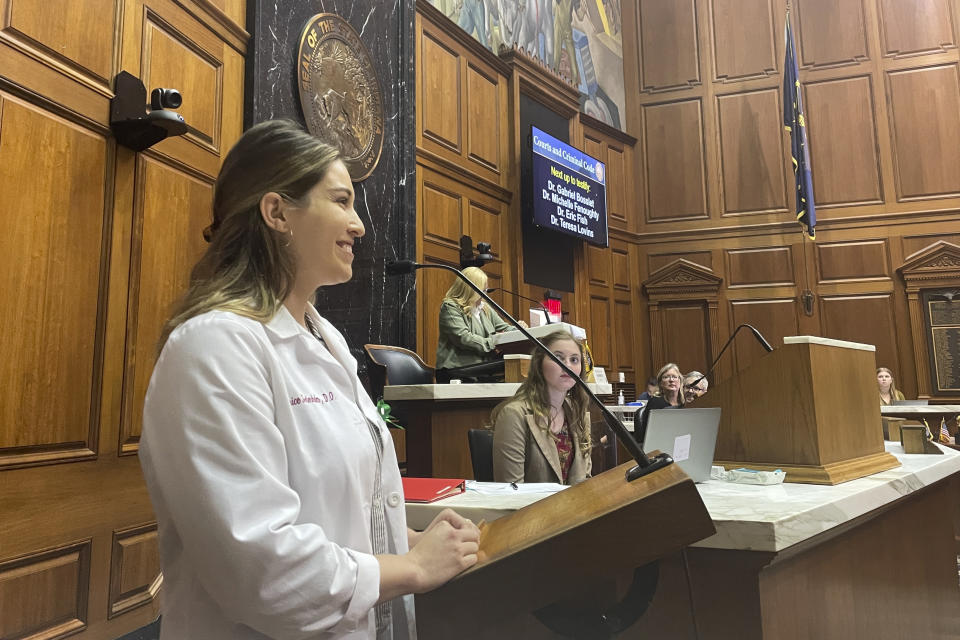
[297,14,384,181]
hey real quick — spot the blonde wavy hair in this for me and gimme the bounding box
[877,367,904,404]
[656,362,685,407]
[443,266,488,314]
[493,330,592,456]
[158,120,340,351]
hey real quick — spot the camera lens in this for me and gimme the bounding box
[151,88,182,110]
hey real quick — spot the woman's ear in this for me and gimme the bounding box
[259,192,288,233]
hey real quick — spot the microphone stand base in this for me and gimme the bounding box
[625,453,674,482]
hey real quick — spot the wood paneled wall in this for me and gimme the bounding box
[417,0,960,399]
[621,0,960,399]
[0,1,247,637]
[416,4,513,366]
[415,2,646,383]
[576,118,641,381]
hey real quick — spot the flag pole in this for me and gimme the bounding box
[788,6,812,316]
[800,227,814,316]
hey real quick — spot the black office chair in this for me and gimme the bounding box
[467,428,494,481]
[364,344,435,401]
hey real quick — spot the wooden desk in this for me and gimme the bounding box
[384,382,611,478]
[410,443,960,639]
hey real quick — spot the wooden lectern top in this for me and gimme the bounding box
[416,459,714,637]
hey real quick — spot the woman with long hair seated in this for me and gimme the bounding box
[139,120,479,640]
[490,329,593,485]
[877,367,905,405]
[435,266,512,379]
[634,362,685,443]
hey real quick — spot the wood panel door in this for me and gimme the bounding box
[0,1,246,638]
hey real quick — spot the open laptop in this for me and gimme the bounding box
[892,399,929,406]
[641,408,721,483]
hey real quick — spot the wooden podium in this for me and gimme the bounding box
[698,336,900,484]
[415,459,715,638]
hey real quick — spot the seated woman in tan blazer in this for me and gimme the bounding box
[490,329,592,485]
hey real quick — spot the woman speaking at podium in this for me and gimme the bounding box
[435,266,512,380]
[490,329,593,485]
[139,120,478,640]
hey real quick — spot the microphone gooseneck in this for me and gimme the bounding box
[386,259,671,481]
[486,287,553,325]
[687,323,774,390]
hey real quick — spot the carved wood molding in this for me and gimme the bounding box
[643,258,723,300]
[579,112,637,146]
[898,241,960,398]
[627,207,960,245]
[899,240,960,291]
[0,539,92,639]
[416,0,512,77]
[108,523,162,619]
[499,45,580,119]
[643,259,723,374]
[416,148,514,203]
[178,0,251,53]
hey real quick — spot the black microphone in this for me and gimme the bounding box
[486,287,552,325]
[686,323,774,390]
[385,259,672,481]
[385,259,417,275]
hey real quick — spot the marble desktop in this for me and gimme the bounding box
[406,442,960,553]
[881,405,960,416]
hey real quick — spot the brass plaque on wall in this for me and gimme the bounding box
[297,14,384,181]
[924,293,960,393]
[930,327,960,391]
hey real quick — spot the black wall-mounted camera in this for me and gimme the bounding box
[150,88,183,110]
[110,72,188,151]
[460,235,494,268]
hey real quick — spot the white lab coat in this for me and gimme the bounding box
[140,305,416,640]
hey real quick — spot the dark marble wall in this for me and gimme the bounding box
[246,0,417,378]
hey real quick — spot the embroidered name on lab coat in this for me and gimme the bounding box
[289,391,335,406]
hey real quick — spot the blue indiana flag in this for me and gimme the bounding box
[783,16,815,239]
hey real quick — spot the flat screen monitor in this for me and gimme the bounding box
[530,126,608,246]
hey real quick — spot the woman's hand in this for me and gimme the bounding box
[408,509,473,549]
[406,511,480,592]
[407,527,422,549]
[378,510,480,601]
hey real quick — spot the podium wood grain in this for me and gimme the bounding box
[416,460,715,638]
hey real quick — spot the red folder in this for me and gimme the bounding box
[402,477,466,503]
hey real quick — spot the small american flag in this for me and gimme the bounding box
[940,419,952,444]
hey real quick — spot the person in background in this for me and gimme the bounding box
[436,266,512,376]
[634,363,685,444]
[877,367,905,405]
[637,376,658,400]
[491,329,593,485]
[139,120,479,640]
[683,371,709,405]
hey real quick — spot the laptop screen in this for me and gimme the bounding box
[642,408,721,483]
